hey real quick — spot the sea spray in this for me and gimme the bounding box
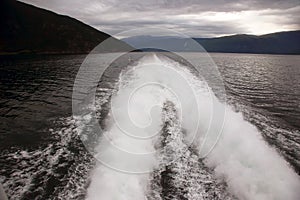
[85,54,300,200]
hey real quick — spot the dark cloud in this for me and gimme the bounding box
[20,0,300,37]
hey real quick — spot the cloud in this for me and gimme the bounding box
[20,0,300,37]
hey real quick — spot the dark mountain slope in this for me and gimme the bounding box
[0,0,132,55]
[123,31,300,54]
[195,31,300,54]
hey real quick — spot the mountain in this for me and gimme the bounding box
[0,0,133,55]
[195,31,300,54]
[123,31,300,54]
[1,0,298,55]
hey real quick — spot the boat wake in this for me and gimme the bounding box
[85,54,300,200]
[2,53,299,200]
[147,101,234,200]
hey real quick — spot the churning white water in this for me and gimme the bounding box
[85,54,300,200]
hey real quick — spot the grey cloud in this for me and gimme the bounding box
[20,0,300,37]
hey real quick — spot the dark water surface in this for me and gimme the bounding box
[214,53,300,130]
[0,53,299,199]
[0,55,84,149]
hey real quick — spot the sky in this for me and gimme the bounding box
[20,0,300,38]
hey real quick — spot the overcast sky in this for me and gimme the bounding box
[20,0,300,38]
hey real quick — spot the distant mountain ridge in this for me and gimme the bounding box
[1,0,298,55]
[123,31,300,54]
[0,0,133,55]
[195,31,300,54]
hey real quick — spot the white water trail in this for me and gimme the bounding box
[85,54,300,200]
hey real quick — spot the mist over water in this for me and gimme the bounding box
[85,55,300,200]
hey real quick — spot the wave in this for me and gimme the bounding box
[85,54,300,200]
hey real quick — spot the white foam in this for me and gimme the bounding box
[205,107,300,200]
[85,54,300,200]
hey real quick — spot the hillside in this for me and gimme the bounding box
[0,0,133,55]
[123,31,300,54]
[195,31,300,54]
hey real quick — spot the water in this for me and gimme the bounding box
[0,55,84,149]
[0,53,299,199]
[213,53,300,130]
